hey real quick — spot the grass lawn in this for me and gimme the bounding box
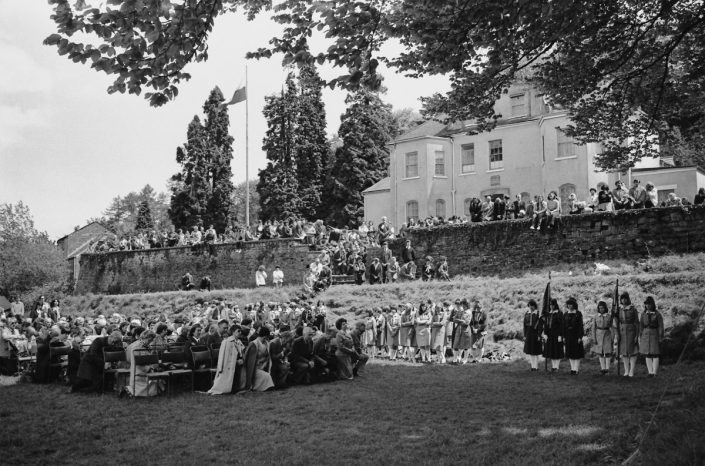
[1,359,703,465]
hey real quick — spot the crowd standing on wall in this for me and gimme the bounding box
[404,183,705,231]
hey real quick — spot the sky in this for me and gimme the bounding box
[0,1,448,240]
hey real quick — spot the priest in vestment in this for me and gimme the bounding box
[208,325,245,395]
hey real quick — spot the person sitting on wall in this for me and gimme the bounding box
[481,196,494,222]
[568,193,587,215]
[612,180,632,210]
[469,197,483,222]
[492,196,506,221]
[628,179,647,209]
[181,273,194,291]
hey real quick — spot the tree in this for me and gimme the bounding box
[98,184,171,234]
[324,89,395,227]
[295,64,329,220]
[46,0,705,169]
[257,74,301,221]
[0,202,66,298]
[169,116,210,230]
[392,108,424,137]
[169,88,236,232]
[135,199,154,231]
[202,87,235,231]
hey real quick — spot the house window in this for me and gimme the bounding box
[461,143,475,173]
[490,175,500,187]
[406,200,419,221]
[557,128,577,158]
[559,183,576,213]
[511,94,526,117]
[405,152,418,178]
[434,150,445,176]
[489,140,503,170]
[435,199,446,218]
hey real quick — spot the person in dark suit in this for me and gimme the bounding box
[401,239,416,265]
[379,242,392,283]
[269,329,292,388]
[368,258,383,284]
[288,326,324,384]
[349,322,369,376]
[71,331,122,393]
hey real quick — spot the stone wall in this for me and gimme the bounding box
[75,239,320,295]
[75,206,705,294]
[374,206,705,276]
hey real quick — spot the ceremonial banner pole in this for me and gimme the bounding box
[245,64,250,229]
[614,279,621,376]
[543,272,551,372]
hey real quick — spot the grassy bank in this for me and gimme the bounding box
[1,359,703,465]
[57,253,705,360]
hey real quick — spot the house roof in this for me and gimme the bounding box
[363,177,391,194]
[56,221,110,243]
[392,120,449,143]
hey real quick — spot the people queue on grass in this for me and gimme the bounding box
[522,291,665,377]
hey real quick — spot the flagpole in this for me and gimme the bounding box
[245,63,250,229]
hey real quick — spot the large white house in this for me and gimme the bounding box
[363,81,668,229]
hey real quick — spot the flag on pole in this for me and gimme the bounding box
[541,280,551,318]
[222,86,247,106]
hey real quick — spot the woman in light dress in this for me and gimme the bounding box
[431,302,448,363]
[414,302,432,363]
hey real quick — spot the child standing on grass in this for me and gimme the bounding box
[272,266,284,288]
[255,265,267,287]
[523,299,543,371]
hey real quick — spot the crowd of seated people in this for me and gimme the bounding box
[88,217,388,254]
[0,296,376,396]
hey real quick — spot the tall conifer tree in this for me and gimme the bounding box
[169,87,236,232]
[169,116,210,229]
[257,74,301,220]
[295,64,328,220]
[325,89,395,227]
[202,87,235,231]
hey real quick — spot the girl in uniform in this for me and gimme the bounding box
[616,292,640,377]
[640,296,664,377]
[592,301,614,374]
[563,297,585,375]
[522,299,543,371]
[386,305,401,360]
[414,302,432,363]
[431,302,449,364]
[542,298,564,372]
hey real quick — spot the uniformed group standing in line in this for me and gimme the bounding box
[523,292,665,376]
